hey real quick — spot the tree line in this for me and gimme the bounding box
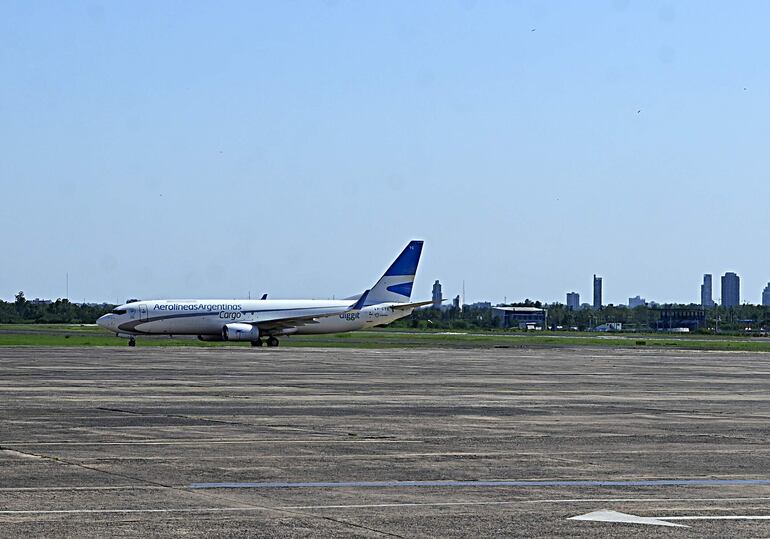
[390,301,770,333]
[544,303,770,333]
[3,290,769,333]
[0,292,113,324]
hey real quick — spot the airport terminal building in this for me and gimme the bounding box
[492,306,546,330]
[656,307,707,331]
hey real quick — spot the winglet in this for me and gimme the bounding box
[350,290,370,311]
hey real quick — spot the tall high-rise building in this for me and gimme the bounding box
[763,283,770,307]
[701,274,714,307]
[432,280,442,308]
[566,292,580,310]
[593,275,603,310]
[721,272,740,307]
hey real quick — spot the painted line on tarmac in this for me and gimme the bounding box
[0,508,261,515]
[0,486,165,492]
[7,497,770,516]
[281,496,770,510]
[1,439,423,446]
[190,479,770,490]
[665,515,770,520]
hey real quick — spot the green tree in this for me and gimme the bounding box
[14,291,27,316]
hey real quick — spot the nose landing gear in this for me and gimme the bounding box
[128,337,136,347]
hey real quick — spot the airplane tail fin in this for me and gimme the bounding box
[362,240,424,307]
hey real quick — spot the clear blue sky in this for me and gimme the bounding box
[2,1,769,306]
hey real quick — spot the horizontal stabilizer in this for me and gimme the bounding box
[391,299,435,311]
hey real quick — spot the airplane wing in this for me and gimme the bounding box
[242,293,369,333]
[245,309,344,332]
[254,314,326,331]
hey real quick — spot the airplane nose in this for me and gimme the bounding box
[96,314,111,329]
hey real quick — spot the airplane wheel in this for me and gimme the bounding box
[128,338,136,347]
[266,337,279,347]
[251,339,264,347]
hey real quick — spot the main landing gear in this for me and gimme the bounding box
[128,337,136,347]
[251,337,279,347]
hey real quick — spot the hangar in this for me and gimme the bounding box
[492,306,546,329]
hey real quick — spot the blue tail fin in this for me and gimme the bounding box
[363,240,424,306]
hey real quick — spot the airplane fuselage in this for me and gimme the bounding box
[97,299,409,338]
[96,240,426,346]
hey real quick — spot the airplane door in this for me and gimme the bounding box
[139,304,149,322]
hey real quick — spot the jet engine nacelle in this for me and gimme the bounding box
[222,323,260,341]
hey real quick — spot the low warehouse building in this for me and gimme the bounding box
[492,306,547,329]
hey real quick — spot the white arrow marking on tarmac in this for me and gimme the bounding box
[569,510,688,527]
[571,510,770,527]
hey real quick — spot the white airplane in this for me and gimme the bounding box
[96,240,429,347]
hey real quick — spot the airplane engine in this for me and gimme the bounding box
[222,323,260,341]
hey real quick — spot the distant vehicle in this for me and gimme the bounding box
[594,322,622,332]
[97,241,430,347]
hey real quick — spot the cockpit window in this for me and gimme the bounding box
[112,309,127,315]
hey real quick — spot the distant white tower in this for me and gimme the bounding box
[432,280,442,308]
